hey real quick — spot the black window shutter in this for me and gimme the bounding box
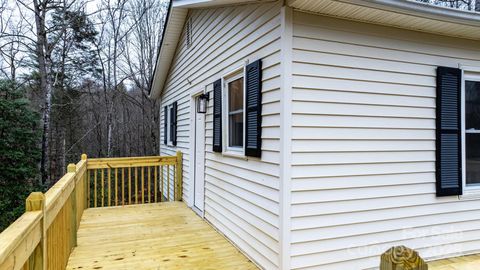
[245,59,262,157]
[436,66,462,196]
[164,106,168,145]
[213,79,222,152]
[172,101,177,146]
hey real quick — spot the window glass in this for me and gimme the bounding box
[228,77,243,148]
[466,80,480,185]
[466,81,480,131]
[229,78,243,112]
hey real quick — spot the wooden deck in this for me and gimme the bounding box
[66,202,258,270]
[429,254,480,270]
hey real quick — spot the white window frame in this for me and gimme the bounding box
[460,65,480,198]
[222,66,246,156]
[166,104,174,146]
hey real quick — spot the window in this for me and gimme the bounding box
[212,59,262,157]
[169,105,174,144]
[465,74,480,186]
[224,73,244,152]
[164,102,177,146]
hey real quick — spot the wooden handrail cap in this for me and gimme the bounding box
[67,163,76,173]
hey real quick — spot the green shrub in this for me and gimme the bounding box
[0,80,42,232]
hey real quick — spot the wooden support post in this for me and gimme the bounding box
[82,154,88,208]
[175,151,183,201]
[68,164,78,247]
[25,192,46,270]
[380,246,428,270]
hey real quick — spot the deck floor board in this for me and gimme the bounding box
[429,254,480,270]
[66,202,258,270]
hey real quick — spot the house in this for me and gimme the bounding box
[149,0,480,269]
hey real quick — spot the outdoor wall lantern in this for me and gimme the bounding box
[197,92,209,114]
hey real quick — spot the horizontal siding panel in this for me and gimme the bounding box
[291,140,435,153]
[292,100,435,119]
[205,197,280,256]
[205,180,279,228]
[205,166,279,202]
[205,153,280,177]
[165,18,281,97]
[291,161,434,180]
[205,188,279,239]
[292,76,434,97]
[292,62,435,87]
[291,193,458,218]
[291,183,434,204]
[292,114,435,129]
[292,127,435,140]
[293,18,480,61]
[293,36,473,69]
[167,3,276,87]
[291,150,434,166]
[205,210,278,270]
[292,219,480,253]
[292,208,480,238]
[292,88,435,108]
[292,172,434,191]
[291,229,480,269]
[206,196,279,251]
[292,49,436,76]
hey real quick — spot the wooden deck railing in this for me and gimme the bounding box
[0,152,183,270]
[86,152,183,207]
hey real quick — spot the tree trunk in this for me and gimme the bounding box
[33,0,52,185]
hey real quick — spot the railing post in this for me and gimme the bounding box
[25,192,46,270]
[380,246,428,270]
[68,163,78,247]
[82,154,88,209]
[175,151,183,201]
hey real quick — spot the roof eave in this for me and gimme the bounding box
[149,4,188,99]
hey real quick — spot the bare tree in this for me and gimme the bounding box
[94,0,130,157]
[0,0,169,185]
[417,0,480,11]
[0,0,90,184]
[123,0,168,155]
[6,0,71,184]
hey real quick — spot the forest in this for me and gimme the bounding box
[0,0,168,232]
[418,0,480,10]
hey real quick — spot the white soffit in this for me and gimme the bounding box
[288,0,480,40]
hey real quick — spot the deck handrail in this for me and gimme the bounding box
[86,151,183,207]
[0,151,183,270]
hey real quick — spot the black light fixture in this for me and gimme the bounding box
[197,92,209,114]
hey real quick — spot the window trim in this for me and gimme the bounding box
[461,65,480,198]
[222,67,246,156]
[166,103,175,147]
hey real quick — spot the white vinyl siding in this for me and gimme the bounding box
[159,2,282,269]
[290,10,480,270]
